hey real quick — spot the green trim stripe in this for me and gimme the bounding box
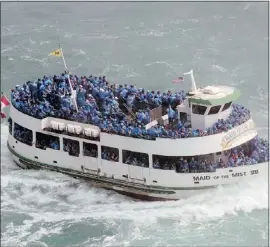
[189,88,241,106]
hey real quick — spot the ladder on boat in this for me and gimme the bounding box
[123,103,136,119]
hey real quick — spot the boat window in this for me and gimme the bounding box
[63,138,80,157]
[8,117,12,135]
[36,132,60,150]
[101,146,119,162]
[122,150,149,168]
[152,155,179,170]
[221,101,232,112]
[14,123,33,146]
[208,105,221,115]
[83,142,98,158]
[152,154,218,173]
[192,105,207,115]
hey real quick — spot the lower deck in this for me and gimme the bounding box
[9,117,267,176]
[7,131,268,192]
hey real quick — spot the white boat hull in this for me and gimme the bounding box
[9,141,268,201]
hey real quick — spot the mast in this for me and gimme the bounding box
[59,45,79,112]
[183,69,198,92]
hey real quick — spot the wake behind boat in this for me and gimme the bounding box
[2,47,269,201]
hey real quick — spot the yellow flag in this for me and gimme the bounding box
[48,48,62,57]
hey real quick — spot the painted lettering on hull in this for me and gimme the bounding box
[250,169,259,175]
[221,120,255,149]
[193,176,210,181]
[232,172,246,177]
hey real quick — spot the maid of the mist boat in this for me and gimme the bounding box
[5,48,268,200]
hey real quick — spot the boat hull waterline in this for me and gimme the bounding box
[9,142,267,201]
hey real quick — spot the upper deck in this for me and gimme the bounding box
[10,72,251,141]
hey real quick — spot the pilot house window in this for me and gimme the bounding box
[14,123,33,146]
[122,150,149,167]
[208,105,221,115]
[192,105,207,115]
[63,138,80,157]
[101,146,119,162]
[83,142,98,158]
[36,132,60,150]
[222,101,232,112]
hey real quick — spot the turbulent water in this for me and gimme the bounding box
[1,2,269,247]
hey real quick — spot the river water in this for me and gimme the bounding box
[1,2,269,247]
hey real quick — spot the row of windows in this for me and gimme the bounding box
[192,101,232,115]
[11,122,219,170]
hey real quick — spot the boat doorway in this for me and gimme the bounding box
[128,165,145,182]
[123,150,149,182]
[83,157,98,173]
[179,112,188,123]
[82,142,99,173]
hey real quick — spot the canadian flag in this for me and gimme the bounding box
[1,93,10,118]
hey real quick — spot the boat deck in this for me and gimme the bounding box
[11,73,251,140]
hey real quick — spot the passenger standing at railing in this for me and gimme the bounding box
[167,105,176,124]
[77,85,86,107]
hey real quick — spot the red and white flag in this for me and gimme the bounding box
[1,93,10,118]
[172,76,184,83]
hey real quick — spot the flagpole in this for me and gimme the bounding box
[58,45,78,112]
[59,45,68,70]
[183,69,198,92]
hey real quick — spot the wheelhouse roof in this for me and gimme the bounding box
[187,85,241,106]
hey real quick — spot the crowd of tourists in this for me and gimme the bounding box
[63,139,80,157]
[101,147,119,162]
[123,151,149,167]
[35,133,60,150]
[10,72,251,140]
[226,136,269,167]
[153,156,217,172]
[152,136,269,172]
[83,143,98,158]
[14,124,33,146]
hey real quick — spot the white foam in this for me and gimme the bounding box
[39,41,50,45]
[20,55,48,67]
[1,124,268,245]
[80,34,119,40]
[72,48,86,56]
[249,86,268,101]
[1,47,14,54]
[135,30,168,37]
[144,61,175,70]
[212,64,227,73]
[244,4,252,10]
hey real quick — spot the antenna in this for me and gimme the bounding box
[183,69,197,92]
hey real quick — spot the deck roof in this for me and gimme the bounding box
[188,85,241,106]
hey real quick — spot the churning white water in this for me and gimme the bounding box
[1,2,268,246]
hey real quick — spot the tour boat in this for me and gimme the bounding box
[5,69,269,201]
